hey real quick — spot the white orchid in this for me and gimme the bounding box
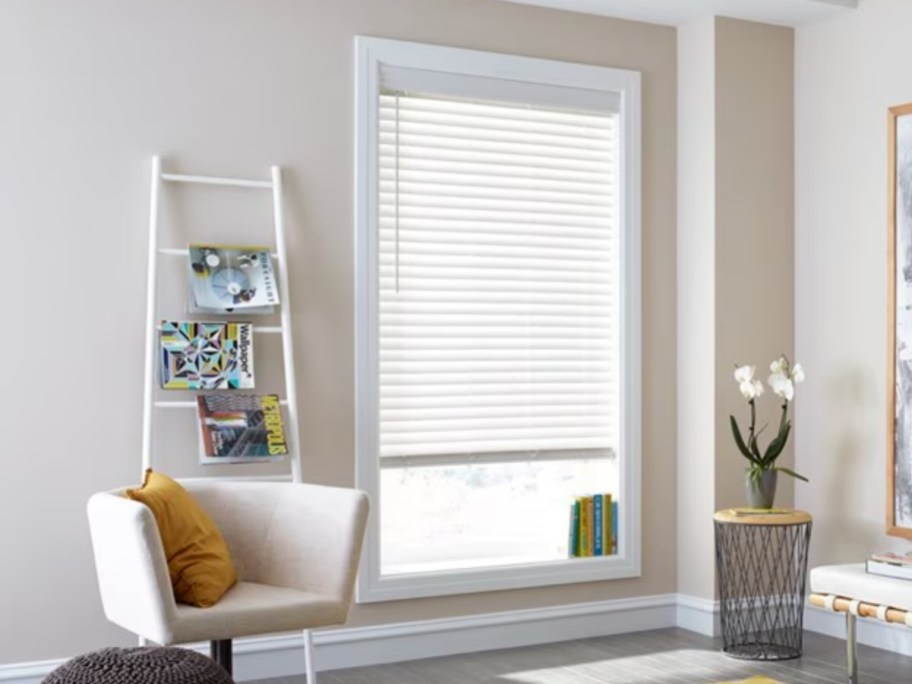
[734,365,762,399]
[766,355,802,402]
[730,355,809,487]
[740,379,764,400]
[768,372,795,401]
[734,365,756,384]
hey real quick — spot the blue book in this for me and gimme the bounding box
[593,494,604,555]
[611,500,619,553]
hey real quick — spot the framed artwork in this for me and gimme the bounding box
[888,103,912,538]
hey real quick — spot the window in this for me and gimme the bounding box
[355,37,641,602]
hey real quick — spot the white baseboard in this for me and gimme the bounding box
[15,595,911,684]
[803,604,912,657]
[675,594,720,637]
[0,660,63,684]
[0,593,679,684]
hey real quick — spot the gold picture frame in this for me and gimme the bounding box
[887,102,912,539]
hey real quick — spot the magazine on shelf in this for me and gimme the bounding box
[196,393,288,464]
[187,244,279,313]
[160,320,254,390]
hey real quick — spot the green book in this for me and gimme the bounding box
[569,501,580,558]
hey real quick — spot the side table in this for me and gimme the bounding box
[713,509,813,660]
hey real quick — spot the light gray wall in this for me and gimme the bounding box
[795,0,912,567]
[0,0,676,664]
[677,16,717,601]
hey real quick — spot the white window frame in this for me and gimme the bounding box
[354,35,642,603]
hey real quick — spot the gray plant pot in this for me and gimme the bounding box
[746,469,778,509]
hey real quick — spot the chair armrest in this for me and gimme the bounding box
[87,492,178,644]
[258,484,369,607]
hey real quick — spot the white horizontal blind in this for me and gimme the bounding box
[378,91,620,462]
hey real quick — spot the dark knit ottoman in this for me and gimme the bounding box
[42,647,235,684]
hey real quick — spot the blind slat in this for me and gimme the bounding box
[379,92,616,126]
[381,437,614,458]
[380,108,615,143]
[380,145,613,172]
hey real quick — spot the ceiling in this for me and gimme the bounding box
[496,0,857,27]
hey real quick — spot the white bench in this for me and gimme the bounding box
[809,563,912,683]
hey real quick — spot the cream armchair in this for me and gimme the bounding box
[87,480,369,681]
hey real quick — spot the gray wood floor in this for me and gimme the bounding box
[254,628,912,684]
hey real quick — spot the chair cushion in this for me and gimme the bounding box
[126,470,237,607]
[42,646,234,684]
[810,563,912,611]
[169,581,347,643]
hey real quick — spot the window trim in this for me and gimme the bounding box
[354,35,642,603]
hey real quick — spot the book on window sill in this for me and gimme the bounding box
[593,493,604,556]
[160,320,254,390]
[196,393,287,464]
[866,558,912,581]
[568,501,580,559]
[568,494,616,558]
[187,244,279,314]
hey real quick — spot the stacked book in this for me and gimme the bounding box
[866,552,912,580]
[569,494,618,558]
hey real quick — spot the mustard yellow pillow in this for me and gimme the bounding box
[126,469,237,607]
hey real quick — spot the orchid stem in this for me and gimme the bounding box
[749,398,756,441]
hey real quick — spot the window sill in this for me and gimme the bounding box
[356,550,641,603]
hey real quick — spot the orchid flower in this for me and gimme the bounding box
[768,372,795,401]
[734,365,755,384]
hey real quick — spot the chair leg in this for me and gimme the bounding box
[303,629,316,683]
[846,612,858,684]
[210,639,233,676]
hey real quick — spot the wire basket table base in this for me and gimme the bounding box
[714,511,812,661]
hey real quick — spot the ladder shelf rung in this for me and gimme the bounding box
[155,399,290,409]
[154,323,283,334]
[176,475,294,483]
[157,247,279,259]
[161,173,273,190]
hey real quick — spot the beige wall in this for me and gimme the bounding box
[676,17,794,600]
[715,17,795,513]
[795,0,912,567]
[0,0,676,664]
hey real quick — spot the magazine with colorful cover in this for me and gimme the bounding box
[187,244,280,313]
[160,321,254,390]
[196,393,288,464]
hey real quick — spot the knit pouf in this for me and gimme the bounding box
[42,647,234,684]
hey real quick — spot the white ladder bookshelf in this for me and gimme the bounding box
[141,155,302,483]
